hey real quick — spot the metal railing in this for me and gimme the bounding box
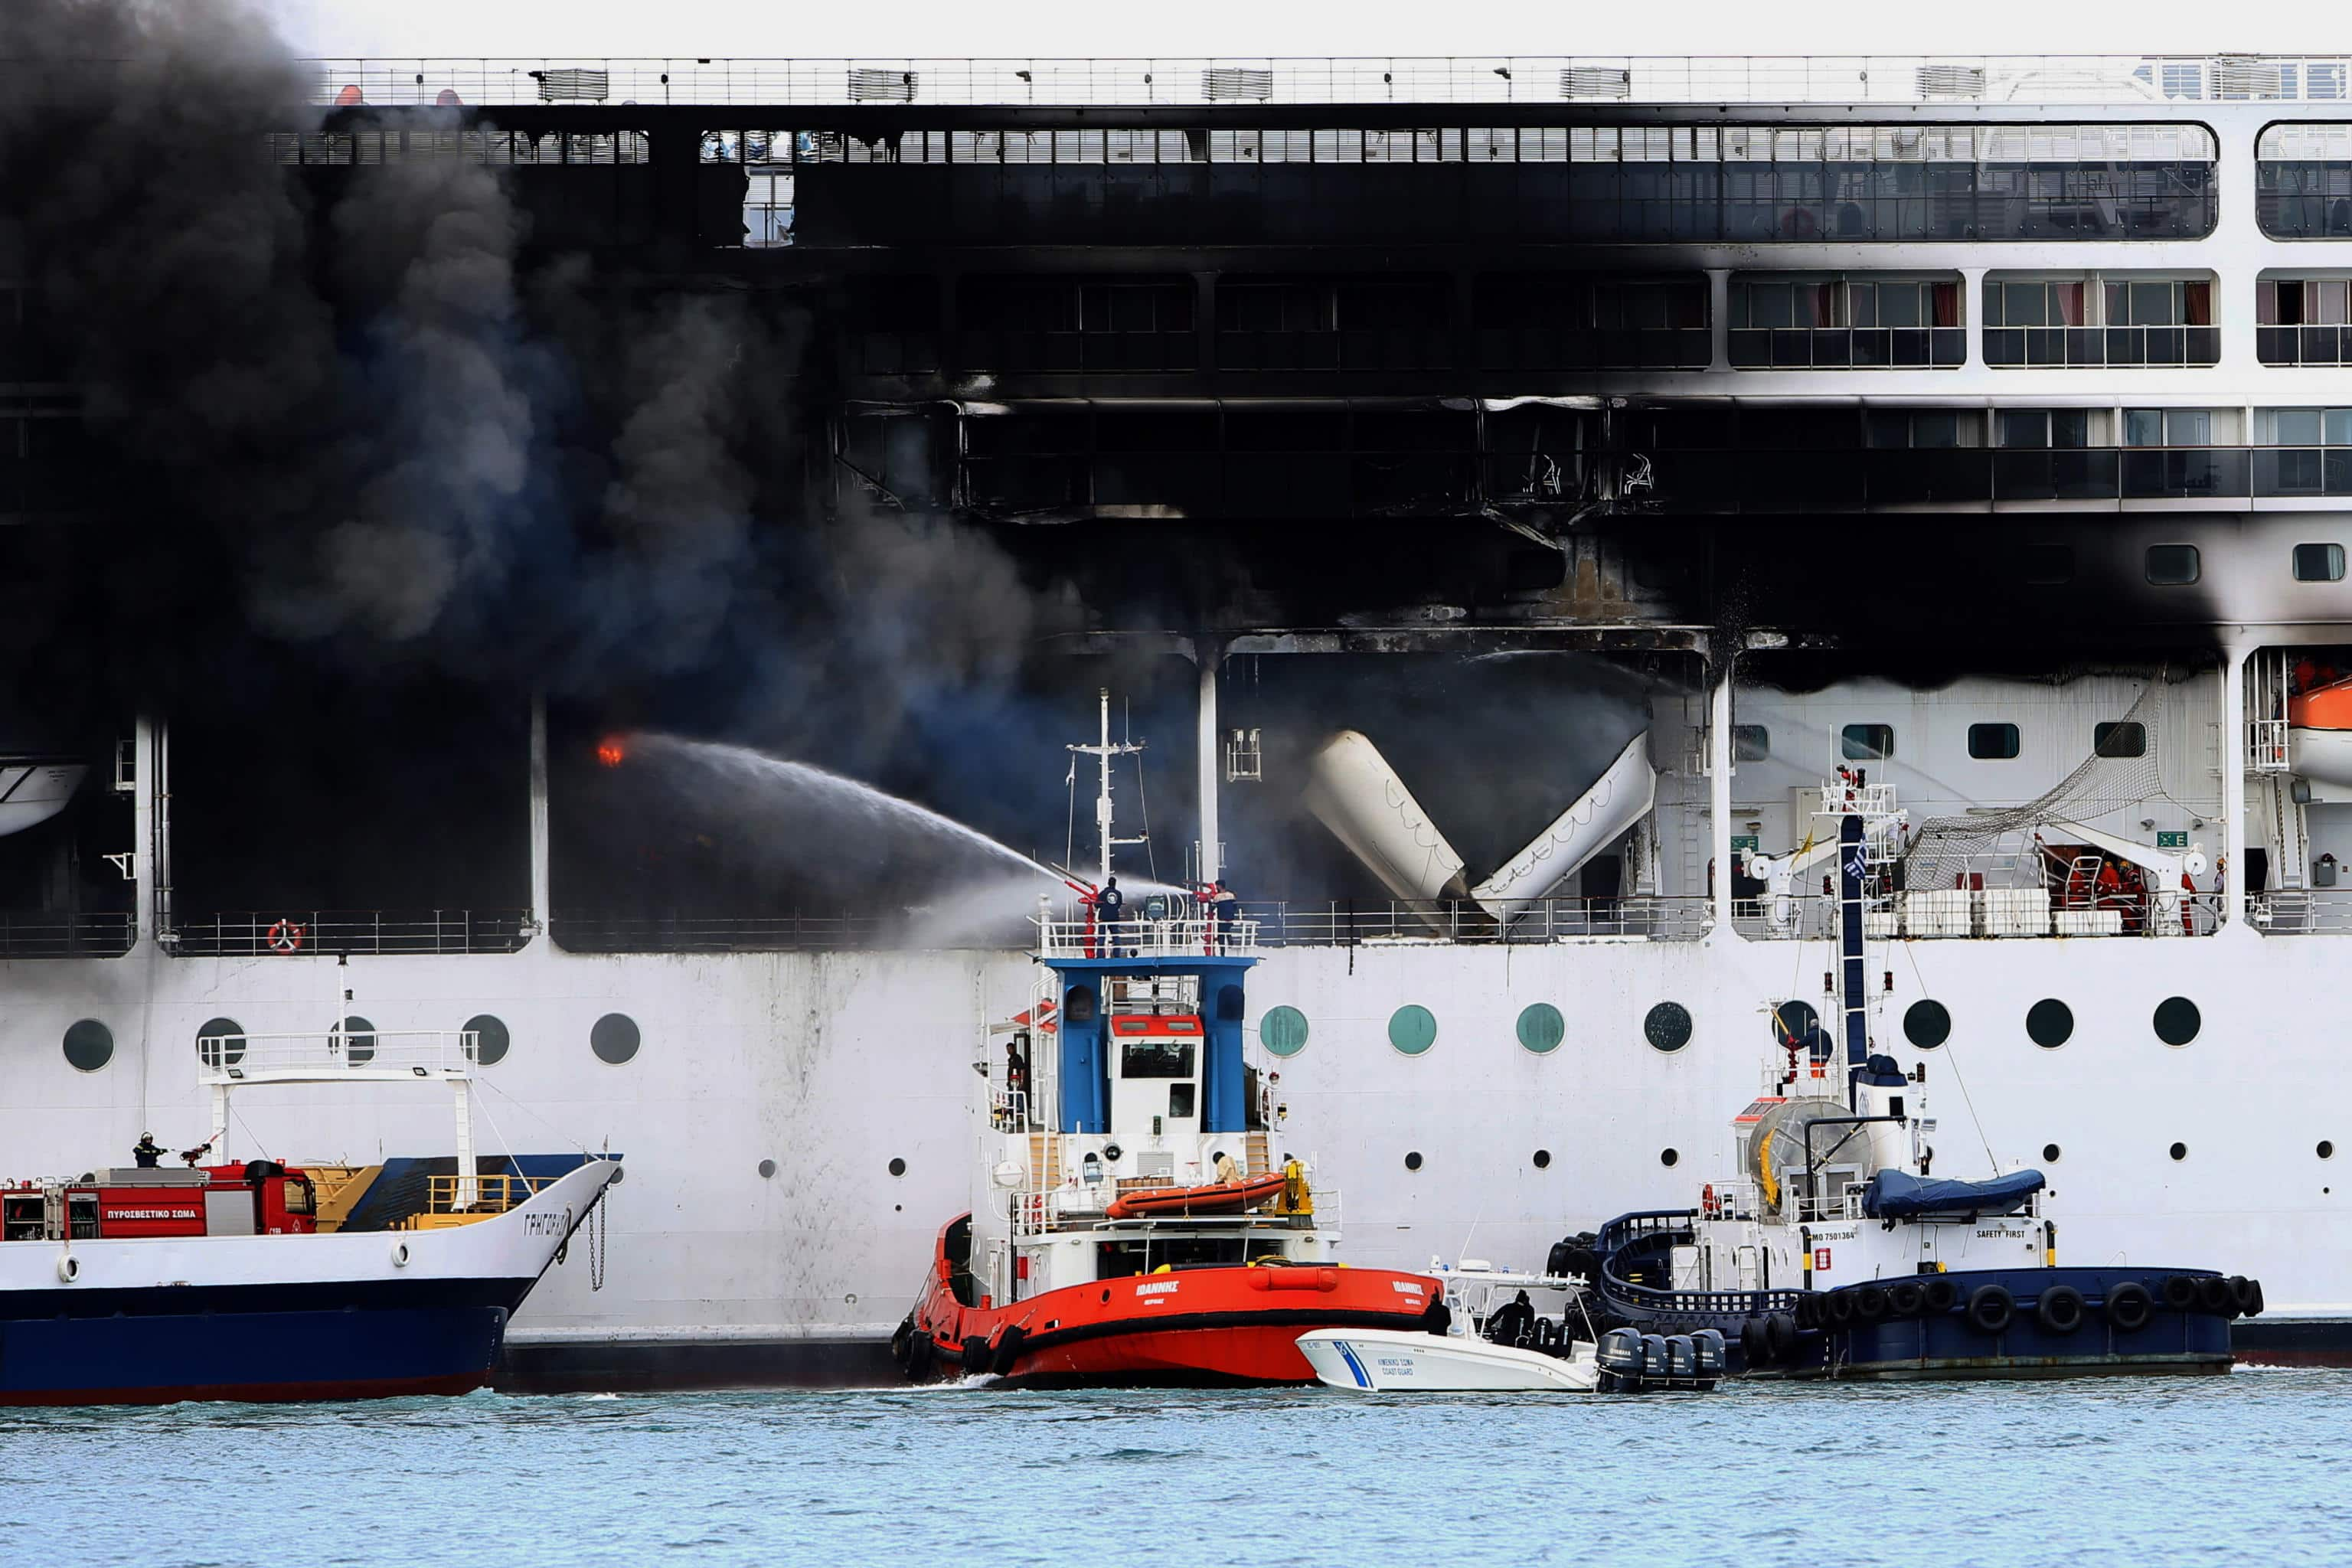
[194,1028,477,1078]
[1245,895,1713,943]
[298,55,2352,109]
[1038,916,1259,959]
[2250,887,2352,933]
[1735,888,2220,939]
[550,913,894,952]
[1639,446,2352,513]
[172,910,531,957]
[0,912,136,960]
[420,1171,554,1214]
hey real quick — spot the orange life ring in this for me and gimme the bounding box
[267,920,305,954]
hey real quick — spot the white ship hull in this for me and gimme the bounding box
[2,925,2342,1382]
[1299,1327,1599,1392]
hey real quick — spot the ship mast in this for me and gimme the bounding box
[1068,688,1147,887]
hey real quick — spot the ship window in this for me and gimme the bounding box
[1259,1004,1309,1057]
[590,1012,641,1065]
[1517,1003,1566,1054]
[2023,544,2076,585]
[1168,1083,1197,1119]
[1733,724,1771,763]
[1840,724,1895,760]
[196,1017,246,1069]
[2144,544,2200,585]
[62,1019,113,1073]
[887,1157,907,1177]
[2154,996,2201,1047]
[1404,1150,1424,1171]
[2169,1142,2188,1161]
[2126,409,2212,447]
[339,1016,376,1065]
[1533,1148,1553,1169]
[1968,723,2022,760]
[2095,721,2149,757]
[2043,1143,2063,1162]
[2027,998,2075,1047]
[1121,1040,1196,1079]
[2295,544,2346,583]
[1387,1004,1438,1056]
[1644,1001,1693,1053]
[1904,998,1952,1048]
[1660,1148,1680,1167]
[462,1014,510,1066]
[1769,1000,1820,1050]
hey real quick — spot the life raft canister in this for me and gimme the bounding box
[267,920,305,954]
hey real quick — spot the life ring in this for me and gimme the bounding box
[2105,1280,2154,1333]
[1966,1282,2014,1334]
[267,920,305,954]
[2036,1284,2086,1334]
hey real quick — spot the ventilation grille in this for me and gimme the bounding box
[848,67,919,102]
[1203,67,1275,102]
[1560,67,1633,100]
[1915,64,1987,99]
[529,68,609,103]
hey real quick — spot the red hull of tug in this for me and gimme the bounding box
[904,1215,1442,1386]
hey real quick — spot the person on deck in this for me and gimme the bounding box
[1209,879,1239,950]
[1488,1289,1537,1347]
[1096,875,1127,956]
[132,1132,165,1168]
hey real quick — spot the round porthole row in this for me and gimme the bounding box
[1260,1005,1310,1057]
[1533,1148,1552,1169]
[1645,1002,1693,1054]
[62,1019,113,1073]
[462,1013,510,1066]
[2043,1143,2062,1163]
[1769,1000,1818,1048]
[757,1158,778,1179]
[888,1157,907,1178]
[1660,1148,1680,1167]
[2026,998,2074,1049]
[1517,1003,1566,1055]
[195,1017,246,1069]
[2153,995,2200,1047]
[1904,999,1952,1050]
[2169,1142,2188,1161]
[1403,1151,1423,1172]
[590,1012,641,1065]
[1388,1004,1437,1056]
[2321,1141,2335,1161]
[340,1016,377,1065]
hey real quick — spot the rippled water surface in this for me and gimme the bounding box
[5,1370,2344,1566]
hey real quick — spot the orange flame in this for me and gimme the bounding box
[596,738,626,769]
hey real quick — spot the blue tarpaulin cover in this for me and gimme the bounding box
[1862,1167,2046,1220]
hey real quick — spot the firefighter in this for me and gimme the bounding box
[1096,874,1127,956]
[132,1131,165,1168]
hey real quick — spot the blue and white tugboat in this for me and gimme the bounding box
[1573,778,2257,1380]
[0,1024,619,1405]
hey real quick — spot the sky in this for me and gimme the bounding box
[262,1,2337,65]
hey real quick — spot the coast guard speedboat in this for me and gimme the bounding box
[1576,780,2257,1380]
[895,695,1444,1386]
[0,1022,619,1404]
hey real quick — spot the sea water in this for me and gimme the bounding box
[3,1370,2344,1566]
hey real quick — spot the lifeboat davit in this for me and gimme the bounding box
[2288,678,2352,787]
[1105,1171,1288,1219]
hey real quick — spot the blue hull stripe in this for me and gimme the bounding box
[1334,1339,1373,1388]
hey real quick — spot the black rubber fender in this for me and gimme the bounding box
[1741,1315,1772,1367]
[1793,1292,1820,1331]
[905,1330,936,1382]
[2161,1274,2200,1312]
[960,1335,991,1374]
[2236,1277,2265,1318]
[1765,1312,1798,1364]
[990,1325,1028,1377]
[2196,1276,2235,1315]
[1887,1281,1926,1318]
[2036,1284,2086,1335]
[1853,1284,1890,1322]
[2104,1281,2154,1333]
[888,1315,915,1363]
[1967,1282,2014,1334]
[1923,1277,1960,1315]
[1824,1290,1857,1327]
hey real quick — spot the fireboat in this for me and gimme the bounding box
[894,693,1446,1386]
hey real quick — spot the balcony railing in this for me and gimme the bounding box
[1982,325,2220,367]
[0,912,136,960]
[2258,325,2352,366]
[172,910,532,957]
[1638,445,2328,511]
[1728,326,1965,369]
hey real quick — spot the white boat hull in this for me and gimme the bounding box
[1298,1328,1599,1392]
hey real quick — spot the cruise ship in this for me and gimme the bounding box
[9,47,2352,1385]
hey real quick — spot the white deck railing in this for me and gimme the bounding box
[298,55,2350,110]
[194,1028,477,1082]
[1037,916,1259,959]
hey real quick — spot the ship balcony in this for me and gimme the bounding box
[1636,445,2352,512]
[1037,916,1259,959]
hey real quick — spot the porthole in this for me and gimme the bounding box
[2043,1143,2062,1163]
[888,1157,907,1178]
[758,1158,778,1179]
[1904,999,1952,1050]
[1660,1148,1680,1168]
[463,1014,510,1066]
[340,1016,377,1065]
[1404,1151,1423,1172]
[1517,1003,1565,1055]
[590,1012,641,1065]
[1260,1005,1309,1057]
[195,1017,246,1069]
[62,1019,113,1073]
[2027,998,2074,1049]
[1645,1001,1693,1054]
[2145,544,2200,586]
[1533,1148,1552,1170]
[1388,1004,1437,1056]
[2154,996,2200,1047]
[2320,1141,2335,1161]
[2169,1142,2188,1161]
[1769,1001,1818,1050]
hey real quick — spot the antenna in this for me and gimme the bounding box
[1067,688,1147,886]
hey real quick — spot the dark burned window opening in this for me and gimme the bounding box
[275,129,650,165]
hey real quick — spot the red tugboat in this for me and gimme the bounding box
[894,694,1445,1387]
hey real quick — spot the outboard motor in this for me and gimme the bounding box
[1690,1329,1727,1389]
[1639,1334,1671,1382]
[1597,1327,1645,1391]
[1665,1334,1697,1381]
